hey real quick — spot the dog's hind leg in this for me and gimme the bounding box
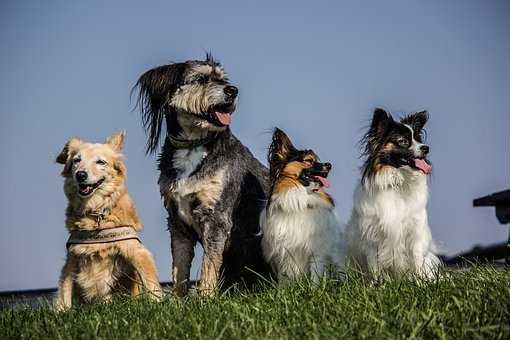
[54,256,76,311]
[127,247,163,300]
[171,224,196,297]
[129,276,142,297]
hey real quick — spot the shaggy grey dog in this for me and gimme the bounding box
[134,54,271,296]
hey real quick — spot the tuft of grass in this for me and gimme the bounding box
[1,266,509,339]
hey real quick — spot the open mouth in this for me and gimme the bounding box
[208,103,235,126]
[312,175,330,188]
[411,158,432,174]
[301,170,331,189]
[77,178,104,196]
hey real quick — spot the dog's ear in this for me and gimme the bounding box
[401,110,429,132]
[268,128,298,182]
[56,138,82,164]
[370,108,393,137]
[360,108,393,160]
[133,62,187,154]
[105,130,126,152]
[56,138,82,176]
[269,128,297,165]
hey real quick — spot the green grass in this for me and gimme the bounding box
[1,266,509,339]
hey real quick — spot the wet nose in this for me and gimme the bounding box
[224,85,238,98]
[76,171,88,183]
[323,162,332,171]
[420,145,430,155]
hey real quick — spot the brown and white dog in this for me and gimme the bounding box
[260,129,346,282]
[54,131,162,310]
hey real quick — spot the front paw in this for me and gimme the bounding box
[148,289,164,302]
[53,299,71,312]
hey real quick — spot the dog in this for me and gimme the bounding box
[133,54,271,296]
[346,108,441,279]
[260,128,345,282]
[54,131,162,310]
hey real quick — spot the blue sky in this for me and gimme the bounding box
[1,0,509,290]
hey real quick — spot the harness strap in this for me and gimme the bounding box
[66,226,140,249]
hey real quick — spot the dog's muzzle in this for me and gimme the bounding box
[77,178,105,196]
[300,162,332,188]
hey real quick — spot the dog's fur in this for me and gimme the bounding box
[261,129,345,281]
[134,55,271,296]
[54,132,161,310]
[347,108,440,279]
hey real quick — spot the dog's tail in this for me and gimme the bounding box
[132,63,187,154]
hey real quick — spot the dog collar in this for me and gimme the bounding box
[82,208,110,224]
[167,134,215,149]
[66,226,140,249]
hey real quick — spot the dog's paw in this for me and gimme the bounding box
[53,300,71,312]
[197,285,217,297]
[149,287,164,301]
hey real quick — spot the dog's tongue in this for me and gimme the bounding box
[214,111,231,126]
[313,176,330,188]
[80,185,92,195]
[414,158,432,174]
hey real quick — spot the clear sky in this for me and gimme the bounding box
[1,0,509,291]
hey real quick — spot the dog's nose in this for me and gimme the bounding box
[324,162,332,171]
[224,86,238,98]
[76,171,88,183]
[420,145,430,155]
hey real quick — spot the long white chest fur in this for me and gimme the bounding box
[347,168,440,278]
[159,147,224,235]
[260,187,345,281]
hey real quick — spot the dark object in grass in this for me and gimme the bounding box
[473,189,510,263]
[473,189,510,224]
[442,242,510,266]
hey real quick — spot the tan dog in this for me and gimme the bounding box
[54,131,162,310]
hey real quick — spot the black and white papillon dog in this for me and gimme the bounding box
[347,108,441,279]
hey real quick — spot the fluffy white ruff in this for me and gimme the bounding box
[347,167,440,279]
[261,186,345,282]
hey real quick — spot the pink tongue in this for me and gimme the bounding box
[414,158,432,174]
[214,112,231,126]
[313,176,330,188]
[81,186,91,194]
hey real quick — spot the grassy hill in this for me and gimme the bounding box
[1,266,509,339]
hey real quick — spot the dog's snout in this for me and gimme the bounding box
[313,162,332,172]
[420,145,430,155]
[76,171,88,183]
[224,85,238,98]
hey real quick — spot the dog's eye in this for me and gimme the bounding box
[416,130,426,142]
[303,159,314,166]
[96,159,107,166]
[72,157,81,164]
[398,138,410,147]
